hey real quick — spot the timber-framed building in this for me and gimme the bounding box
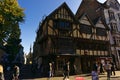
[33,0,111,75]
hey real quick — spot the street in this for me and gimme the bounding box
[22,71,120,80]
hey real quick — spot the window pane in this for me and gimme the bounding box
[79,24,92,34]
[54,20,71,30]
[96,28,107,36]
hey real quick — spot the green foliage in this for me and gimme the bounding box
[0,0,24,23]
[0,0,24,46]
[5,38,22,55]
[0,0,25,63]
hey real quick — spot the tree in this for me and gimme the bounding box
[0,0,24,46]
[0,0,24,63]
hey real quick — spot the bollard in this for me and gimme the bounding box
[75,77,85,80]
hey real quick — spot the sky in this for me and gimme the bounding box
[17,0,119,54]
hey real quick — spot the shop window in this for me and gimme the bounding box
[57,60,64,70]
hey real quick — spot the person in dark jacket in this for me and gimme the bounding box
[110,61,116,75]
[63,61,70,80]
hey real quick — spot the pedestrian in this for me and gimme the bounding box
[52,62,55,76]
[12,65,20,80]
[48,62,54,80]
[0,64,4,80]
[100,63,104,74]
[110,61,116,75]
[93,62,98,71]
[63,61,70,80]
[91,67,99,80]
[97,62,100,74]
[74,64,77,74]
[105,61,112,80]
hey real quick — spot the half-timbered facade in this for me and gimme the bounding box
[33,1,110,75]
[104,0,120,69]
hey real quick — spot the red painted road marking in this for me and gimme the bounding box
[75,77,85,80]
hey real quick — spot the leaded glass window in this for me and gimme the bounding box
[96,28,107,36]
[79,24,92,34]
[53,20,71,30]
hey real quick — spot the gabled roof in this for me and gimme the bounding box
[102,1,110,9]
[79,13,95,27]
[48,2,76,21]
[75,0,105,25]
[94,17,109,30]
[94,17,102,25]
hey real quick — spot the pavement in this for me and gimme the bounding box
[22,71,120,80]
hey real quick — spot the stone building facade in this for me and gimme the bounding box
[104,0,120,69]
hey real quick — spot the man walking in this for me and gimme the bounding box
[63,61,70,80]
[110,61,116,76]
